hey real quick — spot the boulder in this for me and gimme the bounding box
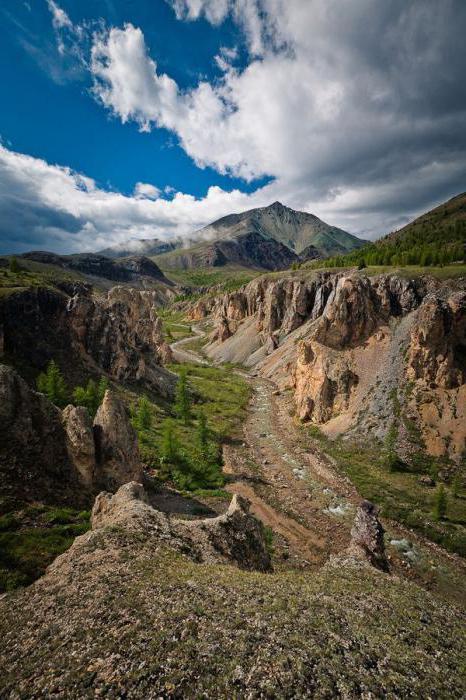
[348,500,388,571]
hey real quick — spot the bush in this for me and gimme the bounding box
[132,394,152,431]
[384,452,406,473]
[9,257,20,273]
[36,360,68,408]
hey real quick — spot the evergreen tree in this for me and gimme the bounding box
[433,484,447,521]
[135,395,152,430]
[36,360,68,407]
[159,419,180,478]
[73,376,108,417]
[196,410,209,452]
[174,369,191,423]
[9,257,20,273]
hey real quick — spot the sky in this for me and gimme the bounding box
[0,0,465,254]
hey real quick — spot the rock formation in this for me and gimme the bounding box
[0,366,143,506]
[93,391,143,491]
[348,500,388,571]
[0,364,83,505]
[0,284,176,397]
[91,482,272,572]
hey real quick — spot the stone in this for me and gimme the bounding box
[348,500,388,571]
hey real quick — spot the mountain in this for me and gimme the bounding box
[317,191,466,268]
[153,202,366,272]
[197,201,365,256]
[156,230,300,272]
[98,238,180,259]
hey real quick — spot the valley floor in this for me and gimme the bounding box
[182,324,466,605]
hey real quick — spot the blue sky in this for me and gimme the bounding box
[0,1,465,254]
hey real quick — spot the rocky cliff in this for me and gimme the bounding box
[0,365,142,506]
[0,283,175,396]
[194,271,466,463]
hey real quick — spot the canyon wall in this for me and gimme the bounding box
[194,272,466,463]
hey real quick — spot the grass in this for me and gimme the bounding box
[303,425,466,557]
[0,503,90,592]
[157,309,194,341]
[0,258,88,296]
[132,362,251,479]
[155,264,260,292]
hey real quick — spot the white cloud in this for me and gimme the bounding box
[3,1,465,252]
[90,2,466,204]
[134,182,161,200]
[47,0,72,30]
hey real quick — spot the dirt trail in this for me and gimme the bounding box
[170,325,209,365]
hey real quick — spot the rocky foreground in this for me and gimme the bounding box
[1,483,465,699]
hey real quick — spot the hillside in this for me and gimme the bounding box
[199,201,365,255]
[313,192,466,269]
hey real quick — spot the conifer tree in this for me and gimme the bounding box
[174,369,191,423]
[36,360,68,407]
[433,484,447,521]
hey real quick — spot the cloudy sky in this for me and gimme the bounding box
[1,0,465,254]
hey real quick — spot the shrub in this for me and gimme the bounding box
[73,377,108,417]
[9,257,20,273]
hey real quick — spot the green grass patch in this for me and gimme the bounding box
[0,504,90,592]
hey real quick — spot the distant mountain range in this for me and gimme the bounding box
[98,238,179,259]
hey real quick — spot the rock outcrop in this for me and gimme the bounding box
[348,500,388,571]
[62,405,96,488]
[0,365,83,505]
[0,366,143,505]
[91,482,272,572]
[0,284,175,397]
[93,391,143,491]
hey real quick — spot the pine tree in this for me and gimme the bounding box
[36,360,68,407]
[174,369,191,424]
[136,395,152,430]
[433,484,447,521]
[159,419,179,475]
[196,410,208,452]
[72,376,108,417]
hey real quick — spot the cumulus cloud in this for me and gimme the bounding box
[90,1,466,209]
[134,182,161,200]
[0,145,274,254]
[3,1,466,252]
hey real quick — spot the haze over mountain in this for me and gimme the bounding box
[98,238,179,259]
